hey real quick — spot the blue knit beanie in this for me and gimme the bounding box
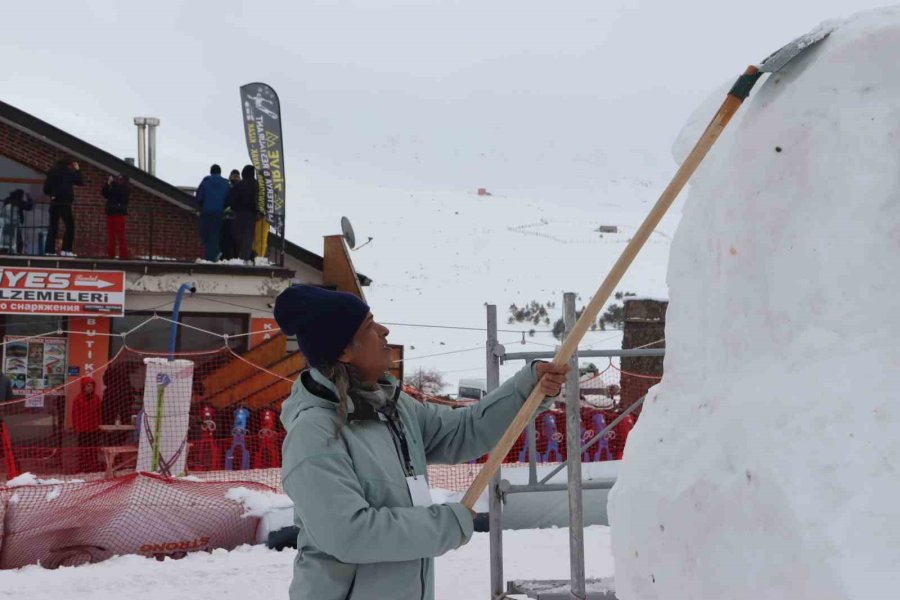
[273,285,370,368]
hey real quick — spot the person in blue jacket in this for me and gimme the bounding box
[194,164,230,261]
[273,285,568,600]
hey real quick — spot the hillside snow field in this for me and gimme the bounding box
[286,172,679,389]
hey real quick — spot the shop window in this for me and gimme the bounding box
[109,314,172,357]
[0,315,68,397]
[180,314,246,353]
[108,312,247,357]
[0,315,68,445]
[0,315,66,339]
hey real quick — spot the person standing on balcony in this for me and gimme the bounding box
[227,164,258,262]
[1,189,34,255]
[219,169,241,261]
[43,157,84,256]
[195,164,230,262]
[253,207,269,263]
[101,174,130,260]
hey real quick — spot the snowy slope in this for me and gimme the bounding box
[286,170,677,389]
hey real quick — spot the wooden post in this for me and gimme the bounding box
[323,235,366,301]
[620,298,667,412]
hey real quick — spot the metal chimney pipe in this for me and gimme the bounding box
[145,117,160,176]
[133,117,147,171]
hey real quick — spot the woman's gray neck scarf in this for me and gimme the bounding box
[349,378,398,415]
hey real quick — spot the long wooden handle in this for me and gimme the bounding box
[461,67,758,510]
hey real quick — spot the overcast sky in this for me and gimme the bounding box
[1,0,887,212]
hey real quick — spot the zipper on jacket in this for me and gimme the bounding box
[378,399,426,600]
[344,572,356,600]
[420,558,426,600]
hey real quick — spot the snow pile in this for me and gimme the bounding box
[225,487,295,543]
[6,473,83,487]
[225,486,294,518]
[7,473,42,487]
[609,8,900,600]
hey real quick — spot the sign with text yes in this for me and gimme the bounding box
[0,267,125,317]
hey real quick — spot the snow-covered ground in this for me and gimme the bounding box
[0,526,615,600]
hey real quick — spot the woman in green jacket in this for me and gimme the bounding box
[273,285,567,600]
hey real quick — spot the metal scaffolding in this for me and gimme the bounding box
[484,298,664,600]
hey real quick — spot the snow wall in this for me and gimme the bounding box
[609,8,900,600]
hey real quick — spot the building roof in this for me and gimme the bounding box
[0,98,355,280]
[0,98,198,212]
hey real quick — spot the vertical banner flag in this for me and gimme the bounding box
[240,83,286,226]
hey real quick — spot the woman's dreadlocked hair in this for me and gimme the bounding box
[316,359,378,437]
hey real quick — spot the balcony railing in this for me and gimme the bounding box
[0,200,285,266]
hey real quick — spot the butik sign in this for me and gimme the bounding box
[0,267,126,317]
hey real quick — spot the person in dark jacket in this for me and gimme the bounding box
[195,164,231,261]
[1,189,34,254]
[43,157,84,256]
[227,164,259,261]
[0,370,12,403]
[219,169,241,261]
[102,359,139,426]
[101,174,131,259]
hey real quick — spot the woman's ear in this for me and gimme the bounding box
[337,339,357,364]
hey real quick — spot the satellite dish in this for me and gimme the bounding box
[341,216,356,249]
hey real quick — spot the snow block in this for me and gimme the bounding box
[609,8,900,600]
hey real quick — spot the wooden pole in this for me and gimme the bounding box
[462,70,756,509]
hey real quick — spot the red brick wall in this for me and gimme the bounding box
[0,120,203,261]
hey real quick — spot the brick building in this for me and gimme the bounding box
[0,99,392,475]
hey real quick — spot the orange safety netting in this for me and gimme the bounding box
[0,335,296,483]
[1,473,272,569]
[0,329,660,568]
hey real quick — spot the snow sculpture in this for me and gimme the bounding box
[609,9,900,599]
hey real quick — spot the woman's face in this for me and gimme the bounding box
[339,313,392,382]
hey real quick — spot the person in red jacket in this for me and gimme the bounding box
[72,376,102,472]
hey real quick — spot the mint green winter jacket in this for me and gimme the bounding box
[280,363,541,600]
